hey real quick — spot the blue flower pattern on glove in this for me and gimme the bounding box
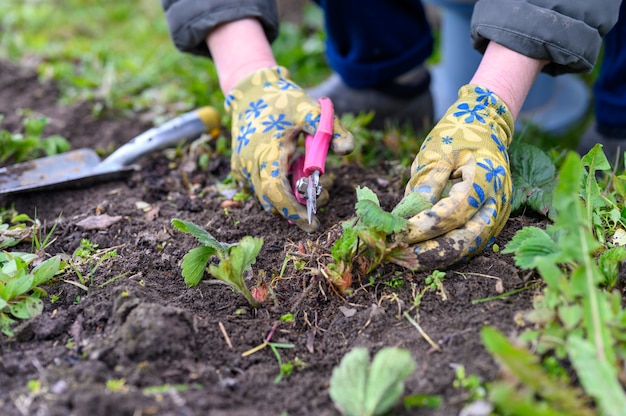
[453,102,488,124]
[245,99,268,119]
[262,113,292,133]
[401,84,513,270]
[226,66,355,232]
[236,123,255,153]
[477,158,506,193]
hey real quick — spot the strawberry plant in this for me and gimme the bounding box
[509,142,559,220]
[324,186,431,292]
[329,346,416,416]
[171,218,263,307]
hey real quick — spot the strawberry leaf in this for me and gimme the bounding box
[171,218,232,253]
[510,143,558,220]
[355,186,380,206]
[209,236,263,306]
[181,246,214,287]
[329,347,415,416]
[391,192,432,219]
[356,199,407,234]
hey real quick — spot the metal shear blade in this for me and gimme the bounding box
[291,97,334,224]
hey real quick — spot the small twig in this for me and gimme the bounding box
[403,312,441,352]
[218,322,233,349]
[471,285,534,305]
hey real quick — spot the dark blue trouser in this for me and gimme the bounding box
[315,1,626,134]
[594,1,626,136]
[313,0,434,89]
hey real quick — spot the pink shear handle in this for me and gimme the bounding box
[303,97,334,176]
[290,155,307,205]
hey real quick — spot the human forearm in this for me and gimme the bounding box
[206,18,277,94]
[470,41,547,119]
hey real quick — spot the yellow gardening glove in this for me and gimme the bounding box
[396,84,514,270]
[226,66,354,232]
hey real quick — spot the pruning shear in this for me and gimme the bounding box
[291,97,334,224]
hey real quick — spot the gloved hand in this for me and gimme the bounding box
[225,66,354,232]
[396,84,514,269]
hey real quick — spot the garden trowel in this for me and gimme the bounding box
[0,107,220,196]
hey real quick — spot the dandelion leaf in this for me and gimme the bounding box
[567,334,626,416]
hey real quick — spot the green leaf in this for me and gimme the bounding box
[354,185,408,233]
[567,334,626,416]
[481,327,593,415]
[391,192,432,219]
[365,348,416,415]
[403,394,442,410]
[226,236,263,284]
[329,347,369,416]
[581,143,611,173]
[0,313,16,337]
[32,256,61,287]
[180,246,214,287]
[329,347,415,416]
[489,382,576,416]
[9,296,43,319]
[331,227,358,263]
[510,142,558,220]
[171,218,230,252]
[4,271,34,300]
[598,246,626,289]
[581,145,611,229]
[502,227,560,269]
[557,304,583,329]
[208,236,263,306]
[356,199,407,234]
[355,186,380,206]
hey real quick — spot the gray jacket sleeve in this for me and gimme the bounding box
[161,0,279,57]
[471,0,623,75]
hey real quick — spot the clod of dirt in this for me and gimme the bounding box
[93,300,198,367]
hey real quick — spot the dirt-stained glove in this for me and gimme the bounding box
[396,84,514,269]
[225,66,354,232]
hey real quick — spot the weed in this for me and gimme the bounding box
[452,364,487,402]
[66,239,120,290]
[105,378,127,392]
[0,208,36,249]
[408,270,447,312]
[171,218,263,307]
[495,148,626,414]
[0,114,69,163]
[383,273,404,289]
[0,252,63,336]
[241,322,297,384]
[143,383,202,395]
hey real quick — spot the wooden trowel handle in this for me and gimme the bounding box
[95,107,220,171]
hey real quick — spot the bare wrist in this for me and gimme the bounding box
[206,19,277,93]
[470,41,547,119]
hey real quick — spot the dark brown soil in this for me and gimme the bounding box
[0,60,545,416]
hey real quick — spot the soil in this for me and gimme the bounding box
[0,60,547,416]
